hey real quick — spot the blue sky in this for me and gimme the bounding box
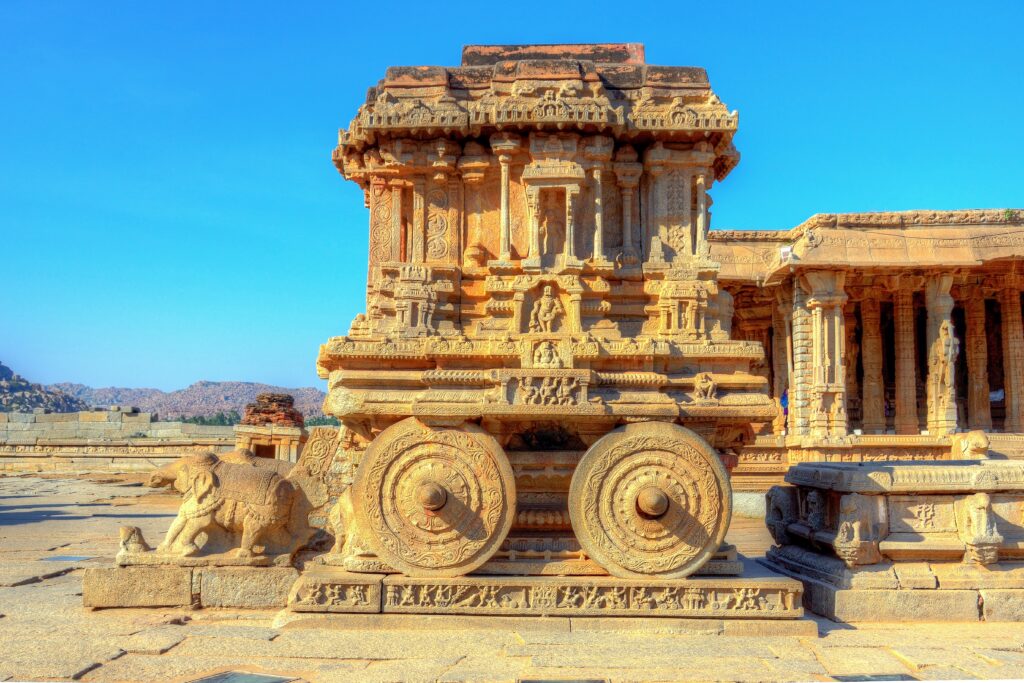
[2,1,1022,390]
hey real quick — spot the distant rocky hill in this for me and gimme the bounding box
[0,362,90,413]
[49,380,327,419]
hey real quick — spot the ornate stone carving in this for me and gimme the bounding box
[145,451,302,562]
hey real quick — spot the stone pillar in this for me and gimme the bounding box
[860,295,886,434]
[925,274,958,435]
[772,287,792,435]
[489,133,520,265]
[964,292,992,430]
[564,186,580,266]
[802,271,848,438]
[894,287,919,435]
[411,176,426,263]
[613,147,642,266]
[844,302,860,427]
[1001,287,1024,432]
[524,187,541,268]
[592,168,604,262]
[695,171,709,259]
[789,282,813,436]
[390,181,404,262]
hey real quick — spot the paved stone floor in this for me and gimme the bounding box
[4,473,1024,682]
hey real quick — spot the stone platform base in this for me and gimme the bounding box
[763,545,1024,622]
[289,559,803,619]
[82,566,299,609]
[84,559,805,621]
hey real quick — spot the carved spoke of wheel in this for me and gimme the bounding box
[569,421,732,579]
[353,417,516,577]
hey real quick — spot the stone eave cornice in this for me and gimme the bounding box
[793,209,1023,234]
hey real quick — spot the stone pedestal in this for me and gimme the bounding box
[763,459,1024,621]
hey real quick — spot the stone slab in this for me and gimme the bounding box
[794,573,982,622]
[198,566,298,609]
[980,589,1024,621]
[82,566,193,608]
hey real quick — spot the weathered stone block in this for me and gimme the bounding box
[197,567,298,608]
[981,589,1024,621]
[288,568,383,613]
[82,566,193,608]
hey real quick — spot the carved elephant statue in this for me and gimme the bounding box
[148,451,296,558]
[951,430,991,460]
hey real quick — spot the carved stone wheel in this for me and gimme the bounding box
[352,417,516,577]
[568,421,732,579]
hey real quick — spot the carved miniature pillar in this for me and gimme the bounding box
[411,176,426,263]
[613,148,642,265]
[925,274,957,435]
[964,293,992,430]
[525,187,541,267]
[564,186,580,264]
[645,166,665,263]
[894,287,919,435]
[389,181,404,262]
[860,295,886,434]
[620,184,636,258]
[498,156,511,260]
[489,133,520,264]
[695,172,709,259]
[1001,287,1024,432]
[592,168,604,262]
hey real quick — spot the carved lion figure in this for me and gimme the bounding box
[148,452,296,558]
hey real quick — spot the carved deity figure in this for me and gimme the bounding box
[533,340,562,368]
[530,285,564,333]
[693,372,717,401]
[928,320,959,418]
[961,492,1003,565]
[833,493,882,567]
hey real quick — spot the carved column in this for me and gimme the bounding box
[411,176,426,263]
[894,287,919,435]
[582,136,613,265]
[860,295,886,434]
[695,171,709,259]
[925,274,957,435]
[964,292,992,430]
[1001,287,1024,432]
[844,302,860,428]
[564,186,580,265]
[803,271,848,438]
[613,149,642,266]
[592,167,604,262]
[489,133,520,265]
[389,181,404,262]
[772,287,792,435]
[525,187,541,267]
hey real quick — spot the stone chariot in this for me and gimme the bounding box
[317,43,775,583]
